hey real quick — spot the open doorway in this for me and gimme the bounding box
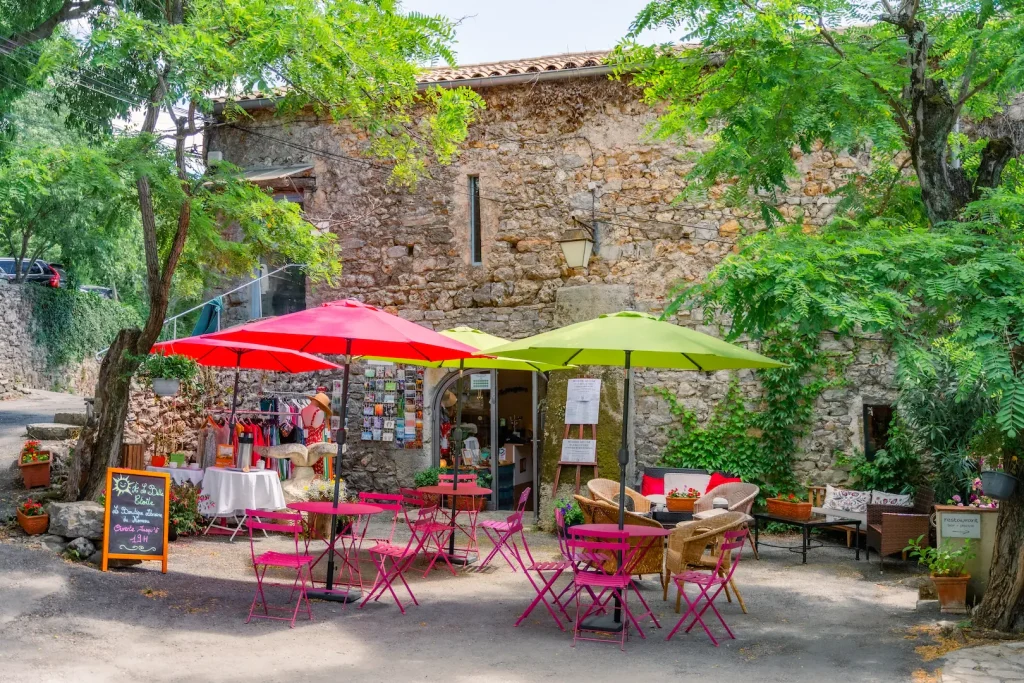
[432,369,539,511]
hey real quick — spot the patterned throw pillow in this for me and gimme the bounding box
[822,485,870,513]
[870,491,913,507]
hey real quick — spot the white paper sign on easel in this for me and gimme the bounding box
[565,378,601,425]
[561,439,597,464]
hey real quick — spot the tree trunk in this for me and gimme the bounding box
[65,327,142,501]
[974,454,1024,632]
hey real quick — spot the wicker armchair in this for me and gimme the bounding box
[693,482,759,515]
[866,487,934,569]
[587,478,653,514]
[664,511,749,614]
[574,495,665,582]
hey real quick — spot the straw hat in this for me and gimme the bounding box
[307,392,333,418]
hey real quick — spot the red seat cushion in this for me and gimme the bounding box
[641,474,665,497]
[705,472,742,493]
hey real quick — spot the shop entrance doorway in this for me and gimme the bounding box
[432,369,543,512]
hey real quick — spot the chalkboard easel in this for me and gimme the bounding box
[553,423,599,496]
[101,467,170,573]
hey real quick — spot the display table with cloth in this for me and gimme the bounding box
[570,523,671,633]
[287,501,383,600]
[417,484,491,564]
[200,467,286,541]
[147,465,204,486]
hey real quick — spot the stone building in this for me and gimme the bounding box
[204,50,896,508]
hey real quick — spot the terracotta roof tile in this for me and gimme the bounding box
[213,49,613,104]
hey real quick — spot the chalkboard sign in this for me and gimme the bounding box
[101,467,170,572]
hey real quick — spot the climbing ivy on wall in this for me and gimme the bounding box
[31,286,142,368]
[656,331,846,496]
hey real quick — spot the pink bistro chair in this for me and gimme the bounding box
[513,507,578,631]
[439,473,478,485]
[358,492,404,545]
[567,529,640,651]
[244,509,314,628]
[479,487,531,571]
[400,487,425,508]
[667,528,748,647]
[360,505,440,614]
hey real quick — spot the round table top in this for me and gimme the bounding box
[417,484,492,497]
[287,501,384,516]
[571,523,671,538]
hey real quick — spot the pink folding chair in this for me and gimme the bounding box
[244,509,314,628]
[439,473,477,485]
[360,505,439,614]
[513,507,575,630]
[437,473,482,561]
[666,528,747,646]
[567,528,639,650]
[479,487,531,571]
[358,492,404,545]
[400,487,425,508]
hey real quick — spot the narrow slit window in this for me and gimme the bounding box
[469,175,482,264]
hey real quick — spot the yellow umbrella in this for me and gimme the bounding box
[367,327,572,372]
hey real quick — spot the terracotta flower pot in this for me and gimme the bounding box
[931,573,970,614]
[18,458,51,489]
[766,497,812,520]
[17,509,48,535]
[666,497,697,512]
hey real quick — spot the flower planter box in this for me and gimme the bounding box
[19,458,51,489]
[16,509,48,535]
[666,497,697,512]
[980,471,1017,501]
[932,573,970,614]
[766,497,812,521]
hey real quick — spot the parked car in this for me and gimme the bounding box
[0,258,62,287]
[79,285,115,299]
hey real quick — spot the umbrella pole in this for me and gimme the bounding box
[615,350,632,625]
[228,352,242,430]
[322,339,353,601]
[449,361,463,561]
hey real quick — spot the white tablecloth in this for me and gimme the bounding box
[200,467,286,517]
[147,465,204,486]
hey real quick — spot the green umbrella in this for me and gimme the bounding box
[488,311,784,528]
[365,326,574,564]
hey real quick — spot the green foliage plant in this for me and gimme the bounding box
[138,353,199,387]
[413,466,441,488]
[552,496,583,528]
[31,285,142,369]
[906,536,976,577]
[837,418,920,495]
[168,482,204,537]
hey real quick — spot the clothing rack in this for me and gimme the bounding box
[207,409,294,417]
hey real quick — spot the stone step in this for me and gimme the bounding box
[53,411,88,426]
[26,423,82,441]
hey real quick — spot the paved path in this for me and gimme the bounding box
[941,642,1024,682]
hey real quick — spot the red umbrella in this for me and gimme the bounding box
[207,299,477,600]
[151,335,342,427]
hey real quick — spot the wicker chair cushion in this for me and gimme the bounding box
[870,490,913,507]
[822,484,870,513]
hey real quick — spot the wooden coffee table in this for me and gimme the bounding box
[752,511,862,564]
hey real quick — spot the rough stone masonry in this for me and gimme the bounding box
[203,62,895,493]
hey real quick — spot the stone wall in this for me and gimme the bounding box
[0,283,98,398]
[207,74,893,491]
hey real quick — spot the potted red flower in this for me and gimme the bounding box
[18,440,51,489]
[766,491,812,520]
[16,498,49,535]
[665,487,702,512]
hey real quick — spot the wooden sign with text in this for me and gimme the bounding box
[101,468,170,573]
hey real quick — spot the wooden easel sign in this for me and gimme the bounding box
[101,467,170,573]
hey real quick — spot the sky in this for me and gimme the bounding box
[400,0,678,66]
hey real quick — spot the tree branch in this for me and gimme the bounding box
[0,1,111,54]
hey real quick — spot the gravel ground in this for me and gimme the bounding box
[0,517,939,683]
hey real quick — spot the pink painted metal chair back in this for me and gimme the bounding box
[245,509,314,628]
[358,492,404,544]
[566,528,636,650]
[400,487,425,508]
[439,473,477,485]
[666,528,747,646]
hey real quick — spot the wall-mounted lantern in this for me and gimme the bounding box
[558,219,597,269]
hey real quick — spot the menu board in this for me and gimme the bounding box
[101,467,170,573]
[565,378,601,425]
[560,438,597,464]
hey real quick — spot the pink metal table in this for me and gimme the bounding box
[418,484,492,565]
[287,501,383,600]
[571,523,671,632]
